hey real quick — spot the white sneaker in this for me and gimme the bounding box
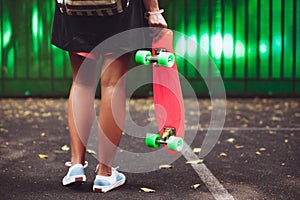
[93,167,126,193]
[62,161,88,186]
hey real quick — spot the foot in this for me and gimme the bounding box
[62,161,88,186]
[93,167,126,193]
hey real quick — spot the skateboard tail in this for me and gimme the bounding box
[153,67,185,140]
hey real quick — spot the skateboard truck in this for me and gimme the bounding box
[135,49,175,68]
[145,127,183,152]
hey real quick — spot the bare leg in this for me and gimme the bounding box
[68,52,99,165]
[97,53,131,176]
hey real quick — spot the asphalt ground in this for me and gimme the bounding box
[0,98,299,200]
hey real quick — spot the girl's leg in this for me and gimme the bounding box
[97,53,131,176]
[68,52,99,165]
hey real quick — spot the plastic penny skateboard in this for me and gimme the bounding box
[135,29,185,153]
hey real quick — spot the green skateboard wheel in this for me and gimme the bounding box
[157,52,175,67]
[135,50,152,65]
[167,136,183,152]
[145,133,161,148]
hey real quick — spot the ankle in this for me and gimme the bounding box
[96,164,112,176]
[71,158,86,166]
[68,160,88,168]
[98,171,112,176]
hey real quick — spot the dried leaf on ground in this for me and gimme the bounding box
[226,138,235,143]
[0,128,8,133]
[159,164,173,169]
[193,148,201,153]
[234,145,244,149]
[271,116,281,121]
[86,149,96,155]
[185,159,204,165]
[58,116,64,121]
[38,154,48,159]
[268,130,276,135]
[61,145,70,151]
[191,184,201,189]
[42,112,52,117]
[220,152,227,157]
[53,150,65,154]
[140,187,156,193]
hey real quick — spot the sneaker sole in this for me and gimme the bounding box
[93,178,126,193]
[62,175,86,186]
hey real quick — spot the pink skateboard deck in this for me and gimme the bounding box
[152,29,185,154]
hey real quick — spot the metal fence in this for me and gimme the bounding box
[0,0,299,97]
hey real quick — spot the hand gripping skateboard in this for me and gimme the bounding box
[135,29,185,153]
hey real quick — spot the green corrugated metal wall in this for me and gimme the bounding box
[0,0,299,97]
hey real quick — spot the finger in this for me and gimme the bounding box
[148,15,168,28]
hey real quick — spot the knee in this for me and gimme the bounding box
[101,76,126,90]
[100,53,131,90]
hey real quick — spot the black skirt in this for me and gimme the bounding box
[51,0,148,53]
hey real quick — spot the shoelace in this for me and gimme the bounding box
[65,161,88,168]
